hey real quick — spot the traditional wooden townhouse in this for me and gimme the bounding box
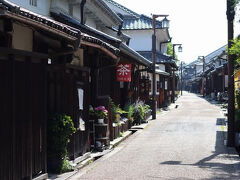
[0,0,82,179]
[183,60,203,93]
[49,0,124,153]
[0,1,155,178]
[104,0,176,108]
[203,45,227,99]
[182,64,196,92]
[184,45,227,99]
[50,0,154,147]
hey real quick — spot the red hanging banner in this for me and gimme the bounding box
[116,63,132,82]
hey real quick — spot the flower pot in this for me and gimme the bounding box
[98,118,104,124]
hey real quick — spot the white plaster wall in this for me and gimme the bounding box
[72,5,81,21]
[123,29,164,52]
[161,43,168,54]
[85,18,97,29]
[123,30,152,51]
[12,23,33,51]
[104,28,118,38]
[10,0,51,16]
[156,39,161,52]
[51,0,69,15]
[148,73,159,95]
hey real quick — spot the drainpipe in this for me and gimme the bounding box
[117,22,123,36]
[80,0,86,25]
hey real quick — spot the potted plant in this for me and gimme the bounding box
[132,100,145,125]
[47,114,76,173]
[95,106,108,123]
[124,104,134,128]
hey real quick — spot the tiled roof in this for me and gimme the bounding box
[0,0,80,39]
[82,33,120,56]
[123,15,162,30]
[104,0,162,30]
[51,11,121,45]
[120,43,151,67]
[51,11,121,56]
[138,51,178,69]
[138,51,172,63]
[97,0,123,24]
[104,0,139,18]
[205,45,227,64]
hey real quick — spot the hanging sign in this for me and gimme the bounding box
[116,63,132,82]
[78,88,84,110]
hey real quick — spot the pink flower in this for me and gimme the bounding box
[95,106,106,111]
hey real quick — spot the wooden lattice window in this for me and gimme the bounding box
[29,0,37,7]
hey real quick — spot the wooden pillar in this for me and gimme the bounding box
[42,58,48,174]
[10,54,16,180]
[25,56,33,179]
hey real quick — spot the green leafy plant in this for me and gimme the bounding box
[132,101,145,125]
[47,114,76,173]
[229,37,240,68]
[109,97,126,123]
[120,132,124,137]
[235,109,240,132]
[109,97,117,122]
[236,90,240,109]
[124,104,134,122]
[94,106,108,119]
[61,157,74,173]
[144,104,150,113]
[167,42,178,61]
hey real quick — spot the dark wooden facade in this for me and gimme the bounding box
[0,48,48,180]
[47,64,90,160]
[205,65,228,97]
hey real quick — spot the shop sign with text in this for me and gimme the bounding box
[116,63,131,82]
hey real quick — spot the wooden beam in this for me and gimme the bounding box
[50,50,75,57]
[81,41,118,60]
[0,47,48,59]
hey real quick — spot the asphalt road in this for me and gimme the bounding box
[70,92,240,180]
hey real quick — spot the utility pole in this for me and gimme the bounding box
[226,0,235,147]
[181,61,183,95]
[198,56,205,97]
[152,16,157,120]
[172,46,176,103]
[172,44,182,103]
[203,57,205,97]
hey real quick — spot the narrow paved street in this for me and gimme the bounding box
[70,92,240,180]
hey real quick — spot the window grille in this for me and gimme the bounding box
[30,0,37,7]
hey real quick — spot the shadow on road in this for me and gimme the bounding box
[160,118,240,180]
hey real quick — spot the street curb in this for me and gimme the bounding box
[109,130,133,149]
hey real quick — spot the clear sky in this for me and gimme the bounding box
[113,0,239,63]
